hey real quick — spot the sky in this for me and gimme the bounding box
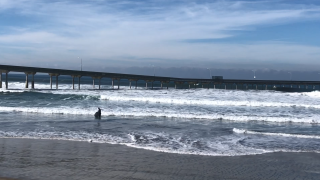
[0,0,320,76]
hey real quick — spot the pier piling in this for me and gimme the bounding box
[0,72,2,88]
[78,76,81,90]
[25,73,29,89]
[50,75,52,89]
[1,65,320,91]
[56,76,58,89]
[32,73,35,89]
[72,77,75,89]
[5,72,8,89]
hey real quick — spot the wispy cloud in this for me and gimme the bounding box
[0,0,320,69]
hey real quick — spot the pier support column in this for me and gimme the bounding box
[25,72,36,89]
[167,83,169,89]
[5,72,8,89]
[72,76,75,90]
[50,75,53,89]
[161,82,163,89]
[31,73,35,89]
[0,70,10,90]
[49,73,59,90]
[118,79,120,89]
[56,76,59,90]
[130,81,132,89]
[25,73,29,89]
[225,84,226,89]
[135,80,138,89]
[91,76,101,89]
[235,84,237,90]
[0,72,2,88]
[152,81,154,89]
[78,76,81,90]
[146,82,148,89]
[112,79,114,89]
[1,70,10,89]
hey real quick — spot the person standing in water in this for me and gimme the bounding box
[94,107,101,118]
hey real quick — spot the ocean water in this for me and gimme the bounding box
[1,74,320,156]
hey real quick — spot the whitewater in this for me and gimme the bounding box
[1,76,320,156]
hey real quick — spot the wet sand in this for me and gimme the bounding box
[1,138,320,180]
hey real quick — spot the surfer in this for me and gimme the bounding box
[94,107,101,119]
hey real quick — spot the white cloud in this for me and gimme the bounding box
[0,0,320,69]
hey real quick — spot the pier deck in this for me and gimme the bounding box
[1,64,319,90]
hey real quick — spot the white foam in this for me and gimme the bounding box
[1,128,319,156]
[0,106,319,124]
[100,95,320,109]
[233,128,320,139]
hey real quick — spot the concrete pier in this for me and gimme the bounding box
[1,64,320,91]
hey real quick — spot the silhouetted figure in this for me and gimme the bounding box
[94,107,101,119]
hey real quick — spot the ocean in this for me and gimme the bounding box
[1,74,320,157]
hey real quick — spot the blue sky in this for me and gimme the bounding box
[0,0,320,71]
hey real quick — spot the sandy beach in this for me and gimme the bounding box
[0,138,319,180]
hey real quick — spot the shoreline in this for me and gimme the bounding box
[1,138,320,180]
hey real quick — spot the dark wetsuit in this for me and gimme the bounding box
[95,108,101,118]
